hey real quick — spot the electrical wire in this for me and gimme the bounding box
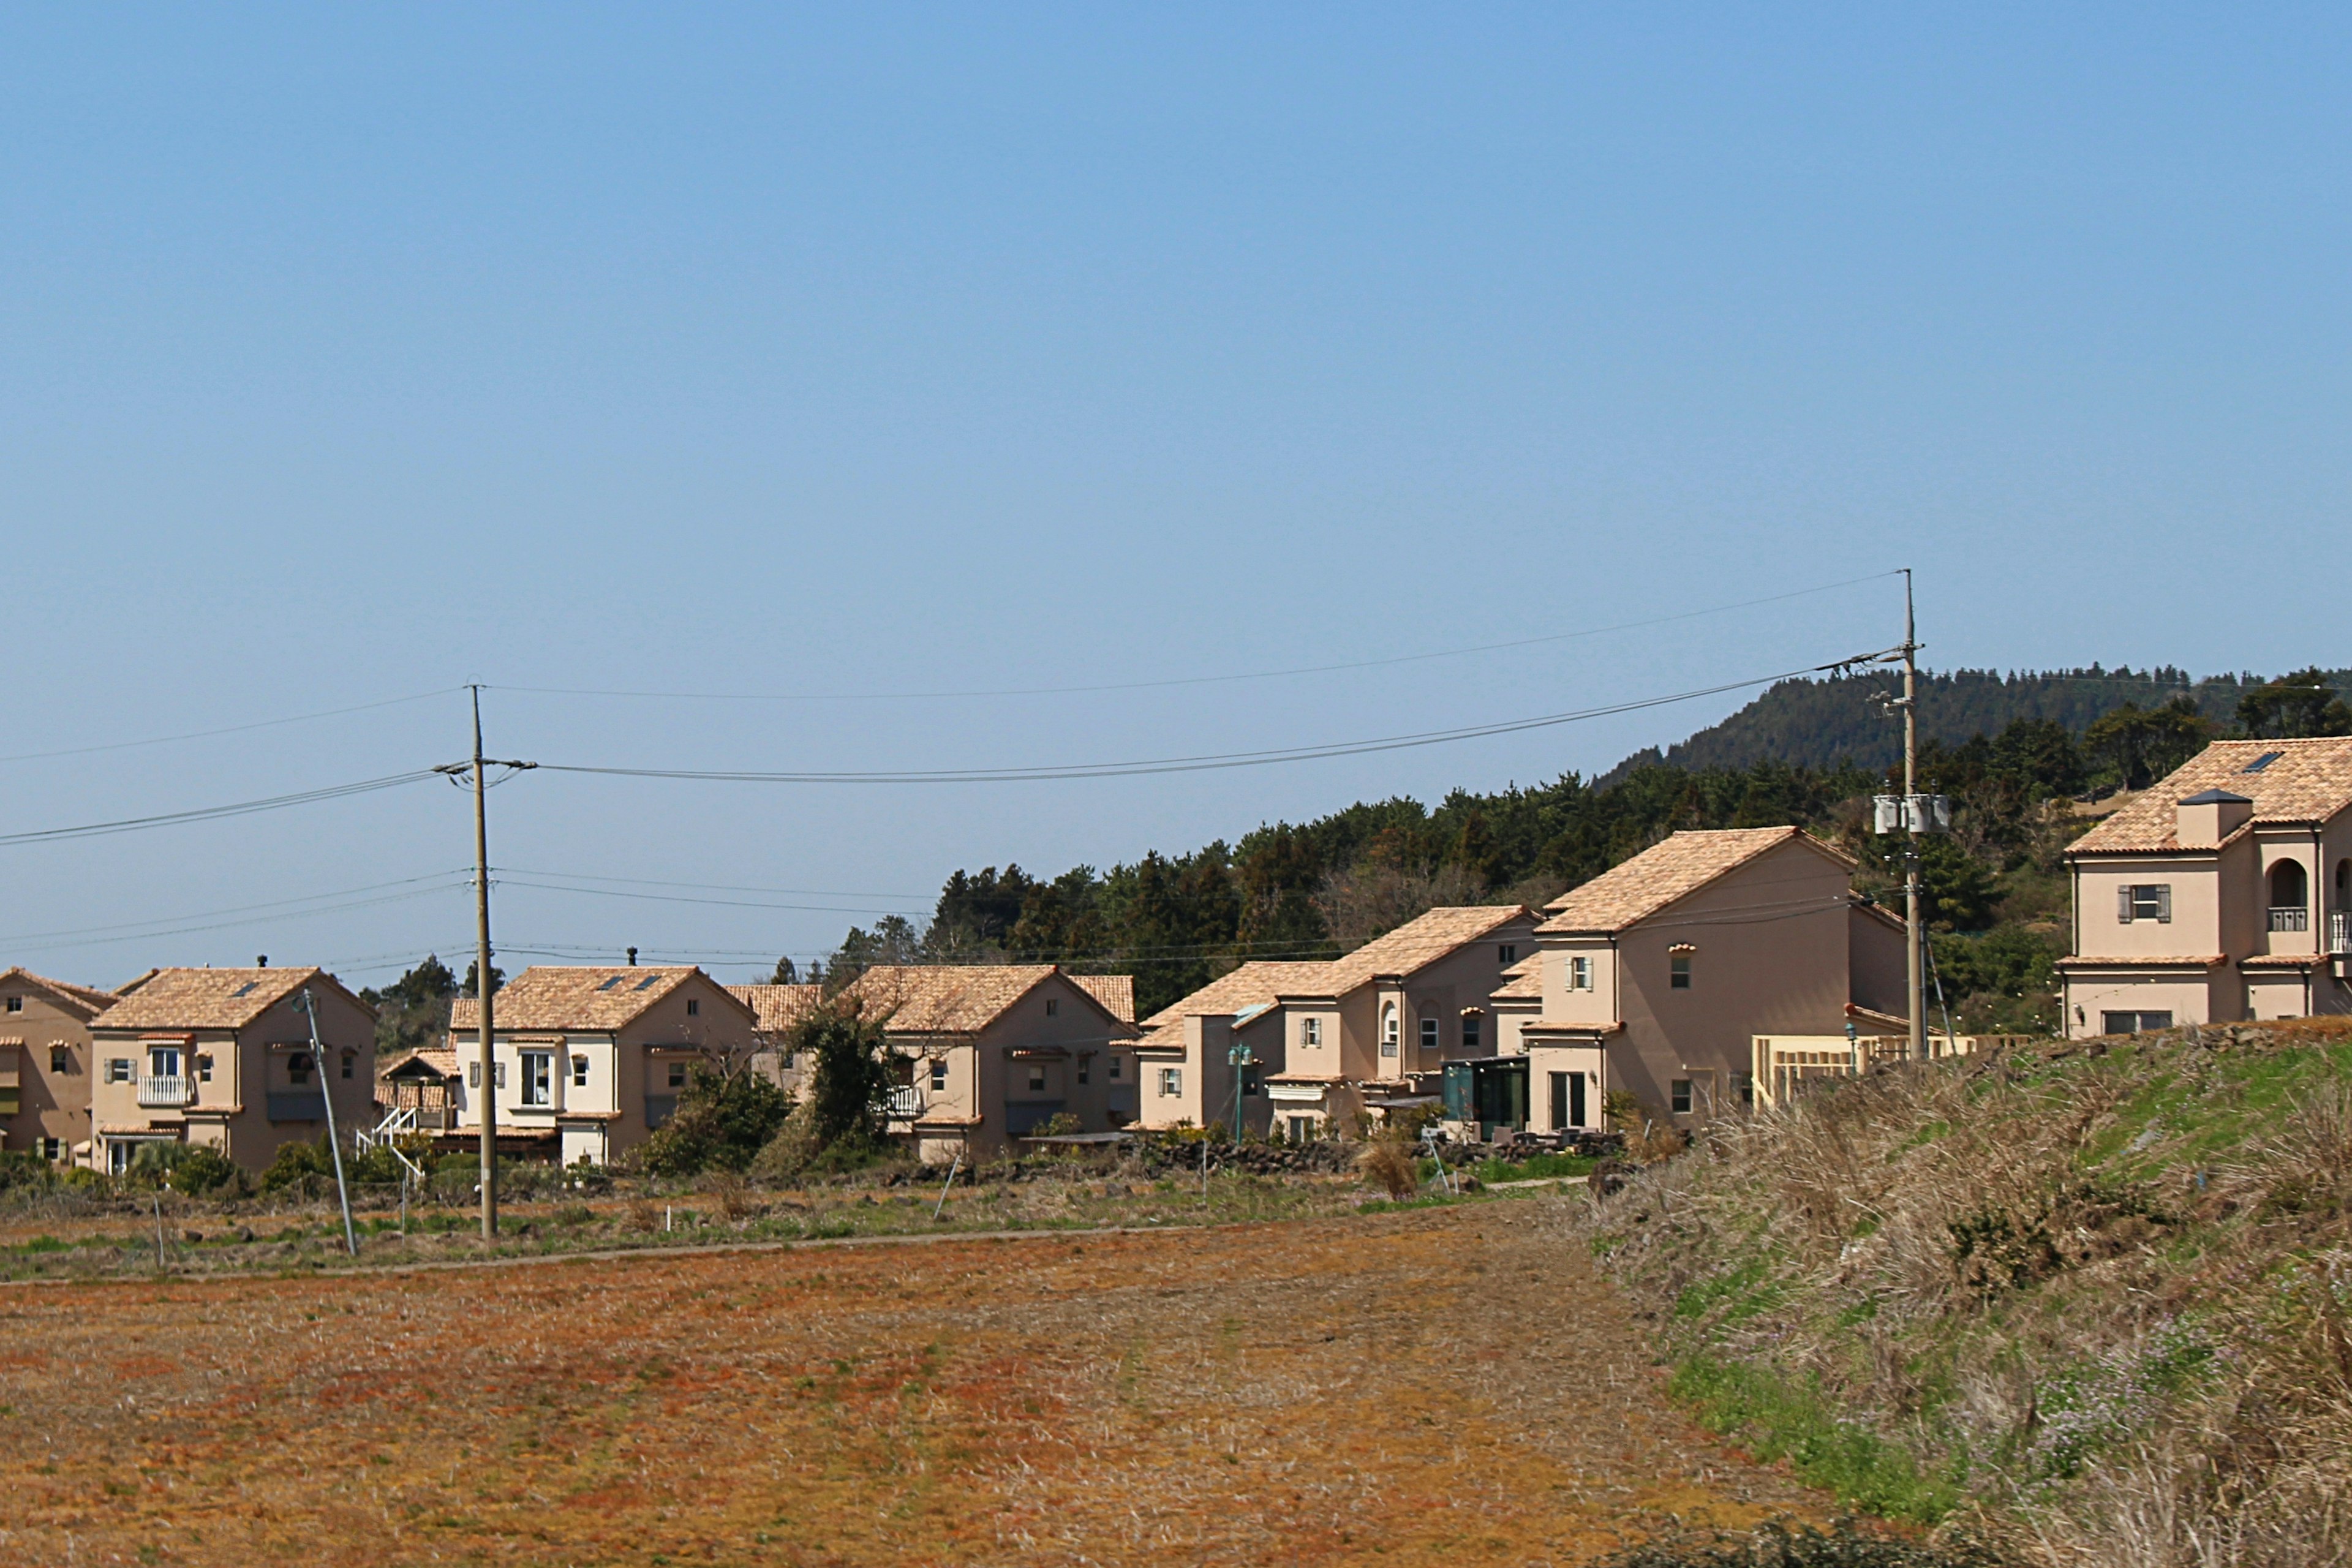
[494,572,1903,703]
[0,883,472,956]
[0,771,443,848]
[494,878,930,918]
[533,660,1873,787]
[0,687,463,766]
[0,870,475,946]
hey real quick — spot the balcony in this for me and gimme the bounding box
[137,1075,196,1109]
[2331,911,2352,954]
[2268,906,2309,933]
[886,1085,925,1119]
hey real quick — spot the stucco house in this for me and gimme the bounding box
[446,966,764,1165]
[0,968,116,1164]
[1133,905,1542,1141]
[2059,737,2352,1036]
[87,967,377,1173]
[1514,827,1907,1130]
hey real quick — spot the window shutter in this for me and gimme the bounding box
[2156,886,2172,924]
[2118,886,2134,923]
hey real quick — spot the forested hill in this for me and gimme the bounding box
[1596,666,2350,784]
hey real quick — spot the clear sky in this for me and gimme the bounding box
[2,6,2345,985]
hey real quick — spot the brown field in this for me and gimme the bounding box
[0,1199,1831,1566]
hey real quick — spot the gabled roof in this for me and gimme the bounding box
[1491,954,1544,1003]
[1071,973,1136,1025]
[727,983,826,1033]
[2071,737,2352,853]
[0,967,118,1019]
[843,965,1134,1036]
[1138,961,1334,1036]
[448,966,754,1035]
[92,967,363,1033]
[381,1047,459,1080]
[1536,827,1844,935]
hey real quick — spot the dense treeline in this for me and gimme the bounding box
[811,666,2352,1025]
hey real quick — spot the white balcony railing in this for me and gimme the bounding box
[2268,906,2309,933]
[137,1075,196,1108]
[2331,911,2352,954]
[886,1085,925,1118]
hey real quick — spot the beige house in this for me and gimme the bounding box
[2060,737,2352,1036]
[447,966,763,1166]
[88,967,377,1174]
[0,968,116,1163]
[1134,906,1542,1141]
[823,966,1140,1164]
[1517,827,1907,1129]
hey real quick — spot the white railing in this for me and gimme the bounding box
[355,1106,416,1152]
[137,1075,195,1108]
[2269,906,2309,933]
[2331,911,2352,954]
[886,1085,924,1118]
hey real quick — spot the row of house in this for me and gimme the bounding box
[11,736,2346,1173]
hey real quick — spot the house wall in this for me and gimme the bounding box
[908,974,1140,1162]
[0,986,93,1158]
[2074,853,2233,962]
[1848,907,1907,1018]
[1596,838,1856,1123]
[1523,1043,1606,1135]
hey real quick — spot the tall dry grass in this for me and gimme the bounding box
[1588,1025,2352,1568]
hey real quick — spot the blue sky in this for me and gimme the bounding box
[2,6,2345,984]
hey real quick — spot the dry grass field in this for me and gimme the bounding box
[0,1197,1833,1567]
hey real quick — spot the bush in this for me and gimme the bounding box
[639,1066,793,1176]
[258,1137,336,1193]
[1357,1137,1419,1200]
[144,1143,241,1196]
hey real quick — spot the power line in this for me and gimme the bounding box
[0,882,472,955]
[494,572,1902,703]
[533,660,1868,788]
[0,771,444,848]
[0,869,475,946]
[0,687,462,767]
[495,867,933,901]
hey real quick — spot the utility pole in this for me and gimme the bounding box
[1900,570,1925,1065]
[298,986,359,1256]
[436,688,535,1240]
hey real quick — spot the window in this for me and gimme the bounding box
[1568,956,1593,991]
[108,1141,131,1175]
[469,1061,481,1088]
[2118,884,2173,924]
[496,1061,507,1089]
[1242,1065,1264,1096]
[634,975,660,991]
[287,1052,312,1085]
[1046,998,1059,1017]
[196,1054,213,1082]
[341,1051,355,1080]
[2101,1009,2175,1035]
[230,981,260,998]
[1498,944,1517,965]
[1420,1017,1439,1054]
[49,1046,69,1074]
[685,998,699,1016]
[2244,750,2285,773]
[107,1057,132,1084]
[1027,1066,1047,1093]
[1671,1079,1694,1115]
[520,1052,551,1106]
[1381,1005,1399,1058]
[1107,1057,1123,1082]
[1158,1066,1182,1096]
[1460,1014,1480,1051]
[1670,953,1692,989]
[930,1058,948,1091]
[1077,1058,1090,1085]
[572,1055,590,1088]
[3,997,18,1013]
[40,1137,61,1162]
[1302,1017,1322,1047]
[596,976,625,991]
[148,1047,181,1079]
[1287,1116,1316,1142]
[667,1062,687,1088]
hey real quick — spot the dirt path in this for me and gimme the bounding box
[0,1197,1828,1566]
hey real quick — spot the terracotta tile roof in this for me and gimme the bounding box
[843,965,1134,1036]
[1492,954,1543,1002]
[1071,973,1136,1025]
[1536,827,1841,935]
[1138,962,1336,1037]
[728,984,826,1032]
[0,968,116,1018]
[2052,955,2227,969]
[92,968,344,1033]
[447,967,749,1034]
[2070,738,2352,853]
[2236,954,2324,969]
[382,1047,459,1080]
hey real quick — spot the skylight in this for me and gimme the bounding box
[595,976,625,991]
[2244,750,2285,774]
[230,981,260,998]
[634,974,661,991]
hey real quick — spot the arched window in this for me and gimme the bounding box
[2269,859,2310,932]
[2335,858,2350,905]
[1380,1003,1399,1058]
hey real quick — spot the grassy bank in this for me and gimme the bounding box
[1588,1020,2352,1567]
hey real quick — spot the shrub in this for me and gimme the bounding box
[1357,1137,1419,1200]
[259,1137,337,1193]
[639,1065,793,1176]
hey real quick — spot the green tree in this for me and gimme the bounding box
[639,1066,793,1175]
[2236,668,2352,740]
[794,998,895,1150]
[460,960,504,999]
[824,915,925,992]
[2084,698,2213,791]
[361,954,459,1058]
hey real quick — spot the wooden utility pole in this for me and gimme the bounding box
[470,685,498,1239]
[1900,570,1925,1065]
[300,985,359,1256]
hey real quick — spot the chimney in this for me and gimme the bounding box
[257,955,268,968]
[2176,789,2252,849]
[627,947,638,967]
